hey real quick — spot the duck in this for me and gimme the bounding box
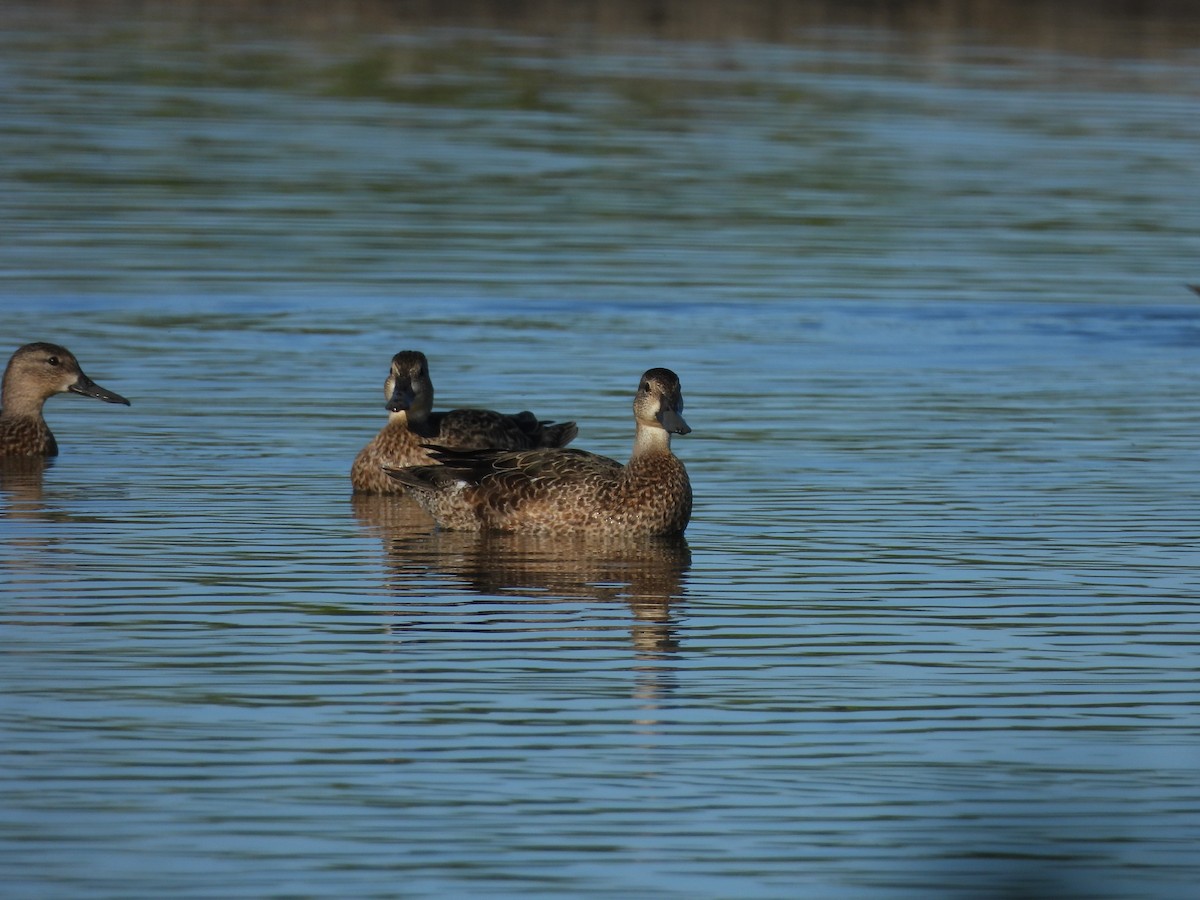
[384,367,692,536]
[351,350,578,493]
[0,342,131,457]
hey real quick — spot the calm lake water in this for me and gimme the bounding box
[2,2,1200,897]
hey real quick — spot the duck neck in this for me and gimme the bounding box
[0,377,47,420]
[631,422,672,460]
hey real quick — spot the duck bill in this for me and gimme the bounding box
[69,373,131,406]
[386,381,415,413]
[658,408,691,435]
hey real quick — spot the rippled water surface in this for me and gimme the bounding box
[3,3,1200,897]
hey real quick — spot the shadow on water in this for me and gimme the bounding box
[351,493,691,661]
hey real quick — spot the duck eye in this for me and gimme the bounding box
[47,356,60,367]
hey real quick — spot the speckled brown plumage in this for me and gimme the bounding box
[350,350,577,494]
[0,342,130,458]
[386,367,693,536]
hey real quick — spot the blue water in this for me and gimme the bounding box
[2,4,1200,898]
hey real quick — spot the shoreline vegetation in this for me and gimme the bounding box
[9,0,1200,58]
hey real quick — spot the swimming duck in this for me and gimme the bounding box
[351,350,578,494]
[385,367,692,536]
[0,342,131,457]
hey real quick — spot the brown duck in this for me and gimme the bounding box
[351,350,577,494]
[0,342,130,457]
[385,367,692,536]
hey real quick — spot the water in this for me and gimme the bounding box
[2,3,1200,897]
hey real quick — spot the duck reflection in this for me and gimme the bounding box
[352,492,691,660]
[0,456,49,516]
[1,458,68,581]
